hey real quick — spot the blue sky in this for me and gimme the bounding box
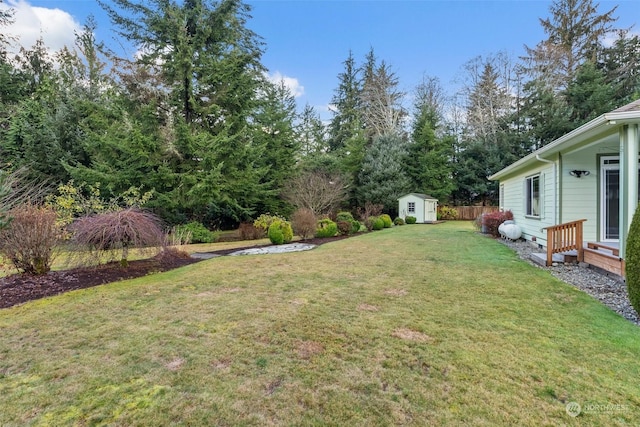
[2,0,638,118]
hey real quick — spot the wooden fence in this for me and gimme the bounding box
[439,206,500,221]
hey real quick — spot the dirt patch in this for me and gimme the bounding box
[297,340,324,359]
[166,357,186,371]
[392,328,432,343]
[0,234,353,310]
[211,358,232,370]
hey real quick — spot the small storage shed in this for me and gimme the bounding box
[398,193,438,223]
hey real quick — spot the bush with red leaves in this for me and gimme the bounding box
[71,208,165,267]
[479,210,514,237]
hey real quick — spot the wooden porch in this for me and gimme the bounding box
[530,219,625,277]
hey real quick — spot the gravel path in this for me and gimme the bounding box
[498,238,639,326]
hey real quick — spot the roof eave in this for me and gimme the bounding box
[489,115,612,181]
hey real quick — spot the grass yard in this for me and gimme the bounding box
[0,221,639,425]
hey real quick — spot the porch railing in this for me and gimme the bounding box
[542,219,587,266]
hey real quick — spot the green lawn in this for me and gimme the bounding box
[1,222,638,426]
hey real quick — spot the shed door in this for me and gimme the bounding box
[425,200,437,221]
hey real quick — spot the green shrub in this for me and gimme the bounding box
[268,223,284,245]
[351,220,362,233]
[336,211,355,222]
[175,221,217,243]
[254,213,286,235]
[394,217,405,226]
[372,216,385,230]
[316,218,338,238]
[438,206,459,220]
[380,214,392,228]
[267,219,293,244]
[626,205,640,314]
[405,216,417,224]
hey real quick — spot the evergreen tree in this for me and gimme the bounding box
[566,61,615,124]
[328,50,363,153]
[100,0,265,128]
[252,79,299,214]
[601,30,640,105]
[521,78,573,150]
[523,0,618,92]
[405,104,455,203]
[297,104,327,157]
[356,133,411,216]
[360,58,406,138]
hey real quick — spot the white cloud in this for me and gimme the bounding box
[603,29,640,48]
[267,71,305,98]
[1,0,80,53]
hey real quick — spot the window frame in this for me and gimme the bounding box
[407,201,416,214]
[525,174,541,218]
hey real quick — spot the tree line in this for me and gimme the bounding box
[0,0,639,228]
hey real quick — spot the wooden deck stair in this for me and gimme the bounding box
[583,242,625,277]
[530,220,625,277]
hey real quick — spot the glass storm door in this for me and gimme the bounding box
[601,158,619,241]
[600,156,640,242]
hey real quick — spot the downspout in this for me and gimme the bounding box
[536,154,558,226]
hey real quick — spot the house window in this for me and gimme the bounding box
[526,174,541,217]
[407,202,415,214]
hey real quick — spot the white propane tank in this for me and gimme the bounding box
[498,220,514,238]
[502,223,522,240]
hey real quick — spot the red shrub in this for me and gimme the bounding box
[71,208,165,267]
[480,210,514,237]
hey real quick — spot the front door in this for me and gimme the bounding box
[600,156,640,242]
[601,157,619,241]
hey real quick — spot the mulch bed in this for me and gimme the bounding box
[0,235,352,309]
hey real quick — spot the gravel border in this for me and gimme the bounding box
[498,238,639,326]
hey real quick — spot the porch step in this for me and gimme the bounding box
[583,247,625,277]
[530,251,577,267]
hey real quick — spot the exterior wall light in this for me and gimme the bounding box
[569,170,590,178]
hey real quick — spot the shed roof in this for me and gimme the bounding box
[398,193,438,201]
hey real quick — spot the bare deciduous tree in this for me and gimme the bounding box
[282,171,348,216]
